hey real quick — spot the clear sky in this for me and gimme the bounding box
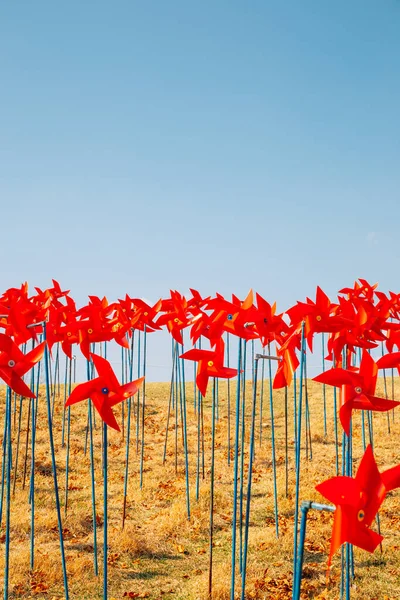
[1,1,399,379]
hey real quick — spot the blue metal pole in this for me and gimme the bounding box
[64,356,72,514]
[239,340,247,574]
[227,333,232,464]
[3,387,12,600]
[259,347,265,447]
[139,326,147,488]
[268,342,279,538]
[122,331,135,528]
[103,422,108,600]
[333,385,339,475]
[43,325,69,599]
[162,341,176,465]
[0,400,8,526]
[30,358,36,570]
[322,333,327,437]
[208,379,217,598]
[292,502,335,600]
[292,322,306,599]
[179,343,191,520]
[230,339,243,600]
[240,358,258,600]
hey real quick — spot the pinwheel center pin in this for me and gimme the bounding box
[8,360,15,368]
[144,312,148,317]
[67,332,72,337]
[101,387,109,395]
[355,386,362,394]
[88,328,93,334]
[208,361,214,367]
[357,510,365,522]
[227,314,233,321]
[316,315,322,322]
[174,318,179,323]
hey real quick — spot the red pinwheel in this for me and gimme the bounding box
[156,290,190,345]
[223,291,259,341]
[58,319,80,359]
[187,288,210,314]
[205,292,257,341]
[384,327,400,354]
[189,294,231,346]
[286,286,351,352]
[253,293,289,347]
[339,278,378,303]
[75,296,128,360]
[313,350,400,435]
[129,297,162,332]
[0,284,47,345]
[316,444,400,567]
[377,350,400,374]
[180,339,237,397]
[46,295,77,356]
[273,327,301,389]
[65,353,144,431]
[34,279,70,310]
[0,333,45,398]
[189,309,224,346]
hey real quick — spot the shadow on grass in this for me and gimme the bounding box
[125,570,163,580]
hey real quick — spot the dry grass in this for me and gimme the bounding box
[1,378,400,599]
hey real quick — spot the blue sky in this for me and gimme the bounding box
[1,1,399,379]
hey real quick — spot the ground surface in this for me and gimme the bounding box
[1,379,400,599]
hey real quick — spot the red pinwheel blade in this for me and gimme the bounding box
[180,348,212,362]
[79,336,91,361]
[325,502,382,567]
[15,342,46,377]
[377,351,400,370]
[355,445,384,526]
[91,353,120,390]
[196,369,209,397]
[91,391,121,431]
[241,289,254,310]
[313,368,361,388]
[382,464,400,493]
[115,333,130,349]
[7,371,35,398]
[368,396,400,412]
[0,333,25,364]
[61,341,73,360]
[109,377,145,407]
[316,476,360,507]
[358,350,377,394]
[345,512,383,554]
[65,379,99,406]
[272,366,287,390]
[339,401,354,436]
[327,507,345,567]
[214,366,238,380]
[315,285,331,311]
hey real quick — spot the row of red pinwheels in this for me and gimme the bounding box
[2,277,400,599]
[3,278,400,389]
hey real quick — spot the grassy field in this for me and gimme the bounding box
[1,378,400,599]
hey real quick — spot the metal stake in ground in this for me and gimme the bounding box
[208,379,217,598]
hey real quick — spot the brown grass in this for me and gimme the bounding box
[1,378,400,599]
